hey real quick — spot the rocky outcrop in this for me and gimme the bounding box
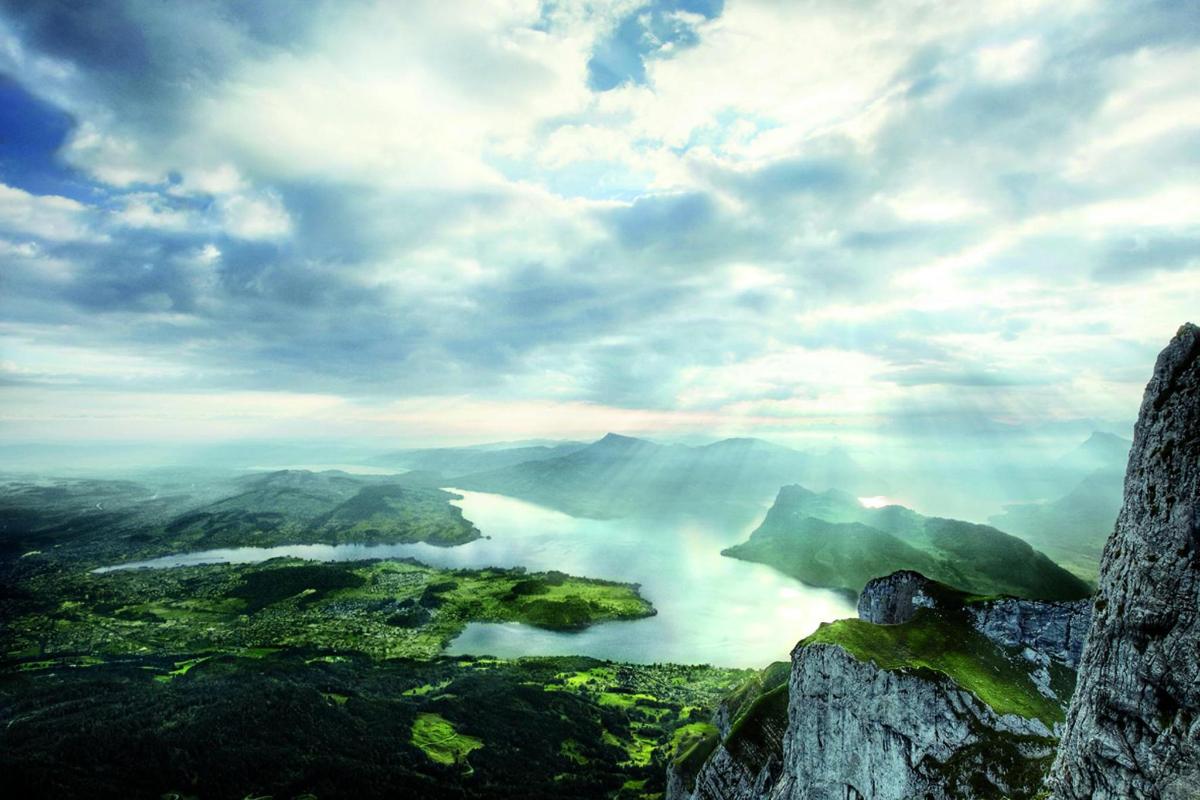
[858,570,1092,669]
[968,598,1092,670]
[676,574,1082,800]
[775,644,1056,800]
[855,570,941,624]
[1048,323,1200,799]
[684,731,784,800]
[671,671,790,800]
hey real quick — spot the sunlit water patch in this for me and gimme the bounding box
[97,489,855,667]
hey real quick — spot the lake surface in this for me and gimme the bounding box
[99,489,855,667]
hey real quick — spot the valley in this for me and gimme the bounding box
[0,423,1144,799]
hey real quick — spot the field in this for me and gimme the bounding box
[1,558,656,662]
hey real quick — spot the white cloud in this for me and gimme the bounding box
[974,38,1044,83]
[111,192,197,231]
[64,121,165,187]
[216,189,292,240]
[0,183,94,241]
[1,0,1198,445]
[192,1,595,189]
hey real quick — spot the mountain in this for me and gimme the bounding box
[0,469,481,567]
[366,441,586,476]
[1049,323,1200,798]
[162,470,481,550]
[722,484,1093,600]
[452,433,873,518]
[1056,431,1131,474]
[986,431,1130,580]
[990,467,1123,580]
[670,570,1092,800]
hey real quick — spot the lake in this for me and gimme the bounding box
[98,489,855,667]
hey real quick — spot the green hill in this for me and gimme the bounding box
[989,468,1122,581]
[723,485,1092,600]
[0,470,480,566]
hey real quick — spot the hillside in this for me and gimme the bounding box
[366,441,587,476]
[453,433,872,518]
[0,469,480,567]
[990,468,1123,580]
[722,485,1092,599]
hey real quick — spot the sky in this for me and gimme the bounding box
[0,0,1197,449]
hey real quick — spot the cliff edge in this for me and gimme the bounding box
[1048,322,1200,799]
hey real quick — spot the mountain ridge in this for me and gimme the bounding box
[723,484,1092,600]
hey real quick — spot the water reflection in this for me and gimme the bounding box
[98,489,854,667]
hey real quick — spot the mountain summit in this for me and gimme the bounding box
[1049,323,1200,798]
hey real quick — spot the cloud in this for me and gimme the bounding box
[0,182,94,240]
[586,0,724,91]
[0,0,1197,445]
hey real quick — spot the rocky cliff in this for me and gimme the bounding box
[968,597,1091,670]
[1048,322,1200,799]
[674,571,1088,800]
[855,570,941,624]
[776,643,1056,800]
[669,664,790,800]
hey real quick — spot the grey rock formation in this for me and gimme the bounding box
[855,570,941,624]
[968,598,1092,670]
[858,570,1092,669]
[776,644,1055,800]
[675,570,1084,800]
[682,732,784,800]
[1048,322,1200,799]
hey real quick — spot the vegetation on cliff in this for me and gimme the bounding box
[802,608,1070,728]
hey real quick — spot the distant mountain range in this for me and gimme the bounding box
[723,485,1093,600]
[990,431,1130,580]
[448,433,873,519]
[0,469,480,564]
[367,441,587,476]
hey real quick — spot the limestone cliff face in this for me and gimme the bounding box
[1048,322,1200,800]
[775,644,1055,800]
[855,570,940,625]
[968,598,1091,670]
[675,570,1084,800]
[859,570,1092,669]
[680,728,784,800]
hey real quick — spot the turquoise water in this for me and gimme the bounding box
[98,489,854,667]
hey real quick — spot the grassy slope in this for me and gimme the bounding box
[802,608,1065,727]
[411,712,483,766]
[0,472,481,569]
[723,485,1092,600]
